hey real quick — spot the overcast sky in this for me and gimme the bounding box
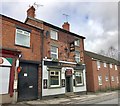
[1,0,118,54]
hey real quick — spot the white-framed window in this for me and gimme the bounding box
[97,61,100,69]
[105,76,109,81]
[111,76,114,81]
[109,63,112,68]
[74,39,80,46]
[75,71,84,86]
[104,62,107,67]
[75,51,80,63]
[116,76,119,83]
[115,65,117,70]
[50,46,58,59]
[15,29,30,47]
[98,75,102,85]
[49,70,60,87]
[50,29,58,40]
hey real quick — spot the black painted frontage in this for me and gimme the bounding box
[18,62,38,101]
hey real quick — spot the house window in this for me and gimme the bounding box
[75,71,84,86]
[50,46,58,59]
[105,76,109,81]
[98,75,102,85]
[104,62,106,67]
[74,39,80,46]
[15,29,30,47]
[109,63,112,68]
[49,70,60,87]
[116,77,119,83]
[111,76,114,81]
[115,65,117,70]
[75,51,80,63]
[50,29,58,40]
[97,61,100,69]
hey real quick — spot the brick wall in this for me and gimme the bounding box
[1,16,42,62]
[85,53,119,92]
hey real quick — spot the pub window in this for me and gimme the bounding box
[75,51,80,63]
[50,29,58,40]
[15,29,30,47]
[50,46,58,59]
[75,71,84,86]
[49,70,61,87]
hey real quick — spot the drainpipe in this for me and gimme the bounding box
[39,29,44,99]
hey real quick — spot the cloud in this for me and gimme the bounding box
[1,1,118,54]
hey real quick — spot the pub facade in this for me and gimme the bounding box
[25,6,87,98]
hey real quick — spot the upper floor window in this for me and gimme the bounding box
[50,29,58,40]
[103,62,107,67]
[75,51,80,63]
[109,63,112,68]
[98,75,102,85]
[111,76,114,81]
[15,29,30,47]
[50,46,58,59]
[115,65,117,70]
[97,61,100,69]
[105,75,109,81]
[74,39,80,46]
[75,71,84,86]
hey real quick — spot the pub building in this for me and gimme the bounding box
[42,59,86,97]
[25,6,87,98]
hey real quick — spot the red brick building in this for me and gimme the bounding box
[0,5,87,103]
[25,6,87,98]
[0,14,43,103]
[85,51,119,92]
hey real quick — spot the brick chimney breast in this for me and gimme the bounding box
[62,22,70,31]
[27,6,35,18]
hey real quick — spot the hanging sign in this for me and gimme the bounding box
[65,69,72,76]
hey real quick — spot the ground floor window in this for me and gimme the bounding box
[75,71,84,86]
[49,69,61,87]
[98,75,102,85]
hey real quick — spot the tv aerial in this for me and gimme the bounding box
[63,13,70,22]
[29,2,44,10]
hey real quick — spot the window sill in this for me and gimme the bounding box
[75,84,84,87]
[48,86,62,89]
[15,44,30,49]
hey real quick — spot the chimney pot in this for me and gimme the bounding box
[27,6,35,18]
[62,22,70,31]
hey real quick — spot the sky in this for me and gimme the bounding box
[1,0,118,54]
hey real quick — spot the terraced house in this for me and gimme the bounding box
[85,51,119,92]
[0,5,86,103]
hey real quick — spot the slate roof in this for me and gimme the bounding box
[85,50,119,65]
[25,17,86,39]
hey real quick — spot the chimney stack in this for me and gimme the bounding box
[27,6,35,18]
[62,22,70,31]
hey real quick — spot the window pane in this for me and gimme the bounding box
[16,29,30,47]
[50,76,59,85]
[51,54,57,59]
[51,30,58,40]
[51,46,57,53]
[75,72,83,85]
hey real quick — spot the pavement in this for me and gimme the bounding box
[15,91,118,105]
